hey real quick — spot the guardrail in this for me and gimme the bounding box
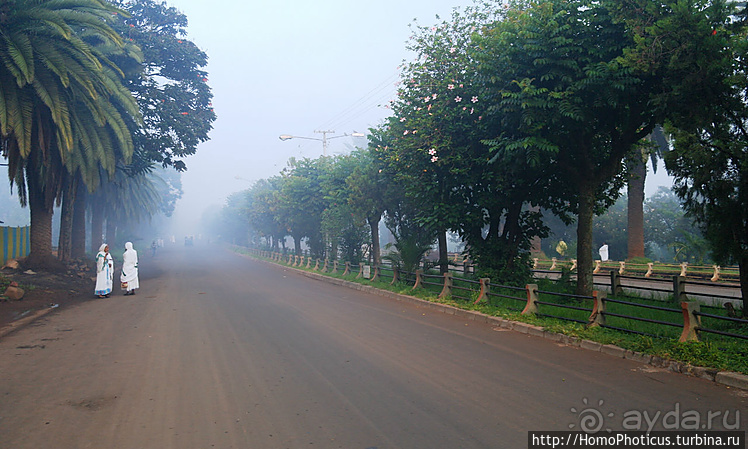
[245,248,747,345]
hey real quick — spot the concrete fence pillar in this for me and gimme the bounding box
[474,278,491,304]
[619,261,626,275]
[306,257,312,269]
[645,263,654,278]
[522,284,539,315]
[593,260,601,273]
[588,291,606,327]
[533,258,539,270]
[288,254,293,265]
[679,301,701,342]
[356,264,363,279]
[711,265,720,282]
[438,272,453,299]
[610,271,623,296]
[371,265,380,282]
[322,259,329,272]
[673,276,687,302]
[332,260,338,273]
[550,258,557,271]
[570,259,577,271]
[313,259,320,271]
[390,267,399,285]
[413,270,424,290]
[680,262,688,277]
[343,262,351,276]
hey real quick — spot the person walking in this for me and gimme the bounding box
[120,241,139,296]
[599,242,609,262]
[95,244,114,298]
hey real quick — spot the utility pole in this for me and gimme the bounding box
[314,130,335,156]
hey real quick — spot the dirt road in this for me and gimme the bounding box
[0,245,745,448]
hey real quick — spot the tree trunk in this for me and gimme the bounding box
[293,234,302,255]
[57,174,76,263]
[576,188,596,297]
[740,254,748,315]
[90,204,104,253]
[627,155,647,259]
[438,228,448,274]
[368,215,381,267]
[105,217,117,247]
[71,181,87,259]
[26,185,56,268]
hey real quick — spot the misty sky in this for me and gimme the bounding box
[1,0,674,230]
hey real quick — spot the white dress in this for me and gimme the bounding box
[95,247,114,296]
[120,242,139,292]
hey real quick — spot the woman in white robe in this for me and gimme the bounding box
[120,241,139,295]
[95,244,114,297]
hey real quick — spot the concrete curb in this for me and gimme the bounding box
[238,251,748,392]
[0,307,55,339]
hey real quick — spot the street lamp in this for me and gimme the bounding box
[279,130,365,156]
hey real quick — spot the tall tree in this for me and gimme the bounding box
[474,0,733,295]
[1,0,139,268]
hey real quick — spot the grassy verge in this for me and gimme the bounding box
[236,248,748,375]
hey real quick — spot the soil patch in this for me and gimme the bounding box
[0,260,97,331]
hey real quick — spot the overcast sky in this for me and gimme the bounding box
[1,0,674,230]
[166,0,483,235]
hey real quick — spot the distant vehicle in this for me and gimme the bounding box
[185,236,194,246]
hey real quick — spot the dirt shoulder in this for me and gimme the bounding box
[0,261,96,331]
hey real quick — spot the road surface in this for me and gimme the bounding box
[1,245,745,448]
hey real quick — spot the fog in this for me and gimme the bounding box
[0,0,675,233]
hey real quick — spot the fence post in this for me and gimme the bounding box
[673,276,687,302]
[610,270,623,296]
[593,260,601,274]
[474,278,491,304]
[332,260,338,273]
[390,267,399,285]
[588,291,606,327]
[413,270,424,290]
[438,272,453,299]
[356,264,364,279]
[550,258,557,270]
[680,262,688,277]
[570,259,577,271]
[533,258,539,270]
[645,263,654,278]
[619,261,626,275]
[342,261,350,276]
[313,259,320,271]
[322,259,329,272]
[522,284,539,315]
[711,265,720,282]
[288,254,294,265]
[371,265,380,282]
[679,302,701,342]
[306,257,312,269]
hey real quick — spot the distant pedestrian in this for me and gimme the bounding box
[151,240,157,256]
[599,242,609,262]
[95,244,113,298]
[120,241,139,296]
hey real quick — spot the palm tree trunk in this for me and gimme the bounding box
[90,203,104,253]
[71,180,87,259]
[105,216,117,247]
[57,173,76,263]
[24,156,62,269]
[627,155,647,259]
[740,255,748,315]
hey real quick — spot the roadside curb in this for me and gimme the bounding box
[251,256,748,392]
[0,307,55,339]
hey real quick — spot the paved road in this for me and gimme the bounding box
[0,245,745,449]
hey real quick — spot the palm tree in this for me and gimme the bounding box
[0,0,139,268]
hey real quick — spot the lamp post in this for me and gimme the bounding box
[279,130,365,156]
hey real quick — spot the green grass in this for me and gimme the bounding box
[237,247,748,375]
